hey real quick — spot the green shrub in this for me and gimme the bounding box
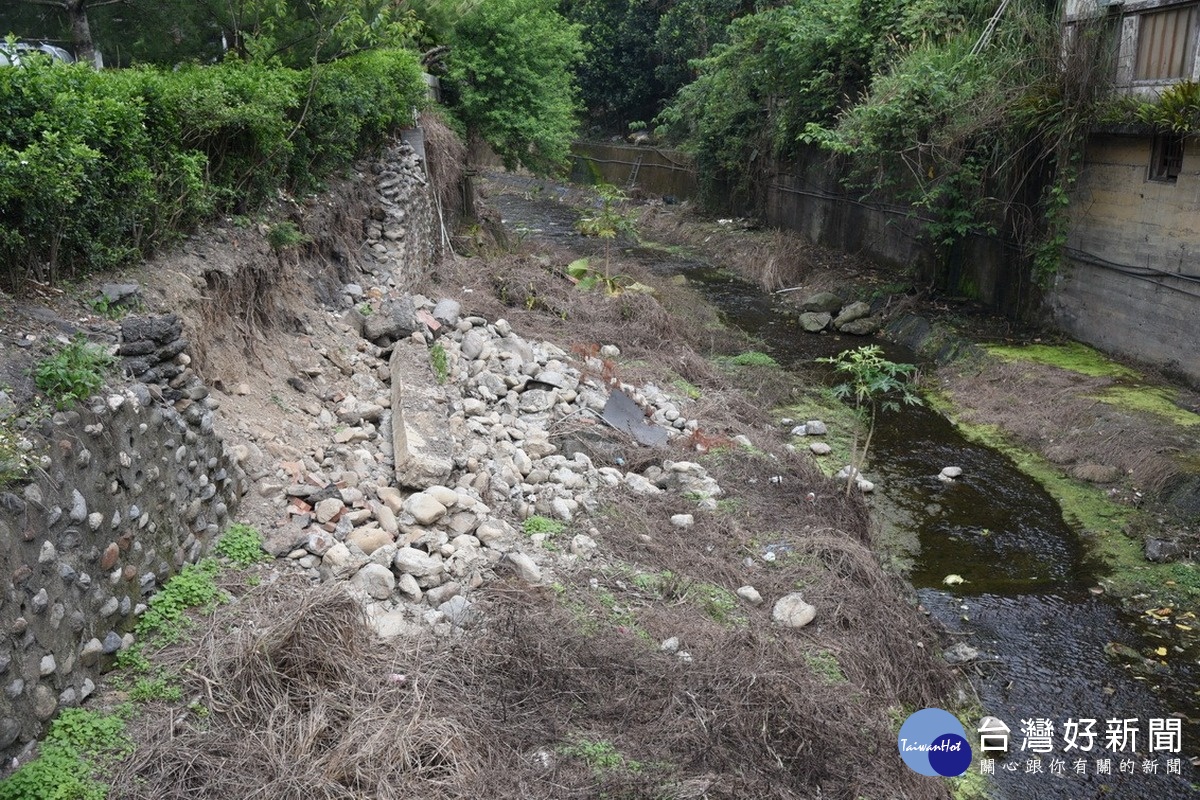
[0,49,425,289]
[214,523,270,566]
[33,335,114,409]
[430,343,449,384]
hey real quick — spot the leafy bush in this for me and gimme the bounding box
[214,522,270,566]
[33,335,114,409]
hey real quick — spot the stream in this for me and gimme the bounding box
[487,175,1198,799]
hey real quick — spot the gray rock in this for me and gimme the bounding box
[942,642,981,664]
[804,420,827,436]
[506,551,542,584]
[772,593,816,628]
[809,442,832,455]
[570,534,598,559]
[439,594,477,627]
[404,492,447,525]
[69,490,87,522]
[670,514,695,528]
[660,636,680,653]
[432,298,462,326]
[736,585,764,605]
[346,526,393,556]
[799,312,831,333]
[833,301,871,328]
[800,292,843,314]
[314,497,344,524]
[393,546,443,577]
[33,684,57,720]
[838,316,881,336]
[396,572,422,600]
[351,563,396,600]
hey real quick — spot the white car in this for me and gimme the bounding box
[0,42,75,67]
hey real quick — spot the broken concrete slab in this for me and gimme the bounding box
[389,338,455,489]
[601,388,668,447]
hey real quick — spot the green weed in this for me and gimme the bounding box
[136,558,226,643]
[522,515,566,536]
[34,335,114,409]
[214,522,270,566]
[265,221,310,253]
[130,674,183,703]
[0,707,132,800]
[725,351,778,368]
[803,649,847,684]
[430,342,449,384]
[558,737,642,774]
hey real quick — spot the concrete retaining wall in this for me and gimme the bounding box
[1050,132,1200,385]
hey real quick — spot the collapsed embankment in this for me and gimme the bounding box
[1,143,969,798]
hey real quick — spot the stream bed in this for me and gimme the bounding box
[488,177,1198,799]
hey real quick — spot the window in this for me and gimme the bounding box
[1135,5,1198,81]
[1149,131,1185,182]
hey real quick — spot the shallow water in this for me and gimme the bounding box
[490,178,1198,799]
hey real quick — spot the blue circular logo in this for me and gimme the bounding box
[897,708,973,777]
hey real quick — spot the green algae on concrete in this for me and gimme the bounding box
[984,341,1141,379]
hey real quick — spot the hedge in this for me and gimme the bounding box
[0,48,425,288]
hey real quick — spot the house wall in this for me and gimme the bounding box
[1049,132,1200,384]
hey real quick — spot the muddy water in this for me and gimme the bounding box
[489,178,1198,799]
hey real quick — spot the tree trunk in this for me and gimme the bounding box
[66,0,96,66]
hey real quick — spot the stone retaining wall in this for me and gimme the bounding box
[0,316,245,758]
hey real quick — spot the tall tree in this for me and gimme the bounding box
[444,0,583,173]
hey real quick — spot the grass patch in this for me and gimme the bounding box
[0,706,132,800]
[723,350,779,368]
[1094,385,1200,427]
[522,515,566,536]
[777,390,863,476]
[670,377,702,400]
[803,649,847,684]
[129,673,183,703]
[558,736,642,775]
[33,335,114,409]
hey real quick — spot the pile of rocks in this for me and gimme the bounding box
[244,295,728,640]
[795,291,881,336]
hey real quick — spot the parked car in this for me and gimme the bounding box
[0,42,75,67]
